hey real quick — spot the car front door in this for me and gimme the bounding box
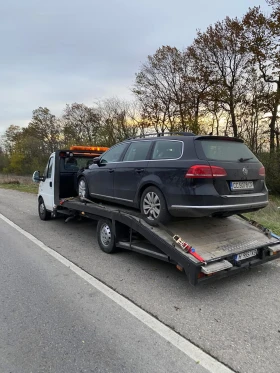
[39,155,55,211]
[114,140,153,204]
[87,142,129,199]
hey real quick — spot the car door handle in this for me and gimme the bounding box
[49,181,52,187]
[135,169,144,174]
[108,169,114,173]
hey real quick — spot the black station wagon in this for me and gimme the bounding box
[77,133,268,225]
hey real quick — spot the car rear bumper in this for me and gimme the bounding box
[169,199,269,217]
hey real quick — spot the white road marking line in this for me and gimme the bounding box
[0,212,234,373]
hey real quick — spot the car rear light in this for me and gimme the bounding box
[185,165,227,178]
[259,166,265,177]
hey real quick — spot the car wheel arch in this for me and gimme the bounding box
[137,182,165,207]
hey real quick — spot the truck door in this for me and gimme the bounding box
[39,155,55,211]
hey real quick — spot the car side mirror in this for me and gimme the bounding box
[93,157,101,165]
[32,170,45,183]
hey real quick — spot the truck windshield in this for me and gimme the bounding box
[62,157,95,171]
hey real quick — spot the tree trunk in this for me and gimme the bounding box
[229,91,238,137]
[193,97,200,134]
[269,79,280,154]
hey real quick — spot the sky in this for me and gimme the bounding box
[0,0,270,135]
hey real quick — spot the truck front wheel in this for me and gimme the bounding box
[96,219,117,253]
[38,197,51,221]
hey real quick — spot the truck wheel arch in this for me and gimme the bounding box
[38,196,51,220]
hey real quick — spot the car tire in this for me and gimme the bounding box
[78,176,90,200]
[140,186,170,226]
[38,197,51,221]
[96,219,117,254]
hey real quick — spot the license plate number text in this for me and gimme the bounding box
[235,249,258,261]
[230,181,254,190]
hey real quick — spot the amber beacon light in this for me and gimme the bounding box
[70,146,109,152]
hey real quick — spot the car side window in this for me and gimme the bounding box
[100,143,128,164]
[151,140,183,160]
[123,141,152,162]
[46,157,54,178]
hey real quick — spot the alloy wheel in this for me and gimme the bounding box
[143,192,161,220]
[79,179,87,198]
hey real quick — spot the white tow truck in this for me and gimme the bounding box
[33,146,280,285]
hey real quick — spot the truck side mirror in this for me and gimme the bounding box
[32,170,44,183]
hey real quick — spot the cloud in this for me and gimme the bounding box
[0,0,269,134]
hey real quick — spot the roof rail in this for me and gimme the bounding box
[128,132,195,140]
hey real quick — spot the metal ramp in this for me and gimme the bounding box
[161,216,279,261]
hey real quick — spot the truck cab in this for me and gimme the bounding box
[32,146,108,220]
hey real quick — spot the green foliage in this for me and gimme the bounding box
[0,152,9,171]
[245,195,280,235]
[1,100,138,175]
[258,152,280,194]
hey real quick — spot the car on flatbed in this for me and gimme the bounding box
[77,133,268,225]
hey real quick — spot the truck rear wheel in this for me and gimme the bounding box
[38,197,51,221]
[96,219,117,254]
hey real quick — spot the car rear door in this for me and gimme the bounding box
[113,140,153,204]
[194,138,266,197]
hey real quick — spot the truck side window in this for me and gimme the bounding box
[47,157,54,179]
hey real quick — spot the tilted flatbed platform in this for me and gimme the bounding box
[58,198,280,285]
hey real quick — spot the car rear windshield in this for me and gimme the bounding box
[196,139,258,162]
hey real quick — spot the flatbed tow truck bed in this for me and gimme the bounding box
[58,198,280,285]
[35,148,280,286]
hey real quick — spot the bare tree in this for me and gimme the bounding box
[189,17,251,137]
[95,98,138,146]
[63,103,100,146]
[243,5,280,152]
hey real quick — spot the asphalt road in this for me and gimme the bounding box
[0,188,280,373]
[0,205,213,373]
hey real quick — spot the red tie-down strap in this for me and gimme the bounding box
[173,235,206,264]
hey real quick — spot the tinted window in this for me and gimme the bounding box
[47,157,54,178]
[100,143,128,164]
[64,157,79,171]
[197,140,258,162]
[151,140,183,160]
[64,157,89,171]
[123,141,152,162]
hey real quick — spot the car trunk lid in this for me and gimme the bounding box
[194,137,264,195]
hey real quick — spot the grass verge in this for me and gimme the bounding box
[0,174,38,194]
[245,195,280,235]
[0,183,38,194]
